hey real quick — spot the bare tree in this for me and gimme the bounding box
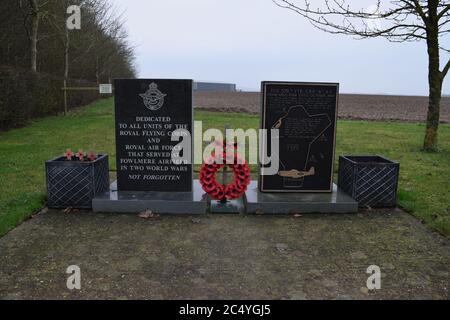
[273,0,449,151]
[2,0,135,81]
[19,0,47,72]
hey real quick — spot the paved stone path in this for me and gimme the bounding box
[0,209,449,299]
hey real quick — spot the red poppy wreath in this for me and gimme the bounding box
[200,144,251,201]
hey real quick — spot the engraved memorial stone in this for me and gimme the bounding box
[260,82,339,192]
[114,79,193,192]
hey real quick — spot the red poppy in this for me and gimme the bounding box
[87,152,97,162]
[76,150,85,161]
[64,149,74,161]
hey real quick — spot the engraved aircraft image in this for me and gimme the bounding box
[278,167,316,179]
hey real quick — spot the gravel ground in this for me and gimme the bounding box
[0,208,448,300]
[195,92,450,123]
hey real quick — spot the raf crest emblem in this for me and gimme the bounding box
[139,82,167,111]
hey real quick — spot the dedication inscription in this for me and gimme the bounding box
[114,79,193,192]
[260,81,339,193]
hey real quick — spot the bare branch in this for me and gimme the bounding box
[442,59,450,78]
[409,0,429,24]
[273,0,429,42]
[437,3,450,19]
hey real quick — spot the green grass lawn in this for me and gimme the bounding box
[1,98,449,237]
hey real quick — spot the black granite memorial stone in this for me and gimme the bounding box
[260,82,339,193]
[114,79,193,192]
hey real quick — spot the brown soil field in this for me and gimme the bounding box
[194,92,450,123]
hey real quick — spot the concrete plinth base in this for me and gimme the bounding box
[93,180,358,214]
[92,181,208,214]
[245,182,358,214]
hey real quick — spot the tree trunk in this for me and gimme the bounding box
[63,25,70,115]
[423,69,442,151]
[29,0,39,72]
[95,57,100,84]
[64,21,69,81]
[423,4,442,152]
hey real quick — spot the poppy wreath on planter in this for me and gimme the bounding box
[200,145,251,201]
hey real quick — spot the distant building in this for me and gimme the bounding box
[194,82,236,92]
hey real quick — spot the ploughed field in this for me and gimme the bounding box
[195,92,450,123]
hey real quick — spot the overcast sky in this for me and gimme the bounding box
[112,0,449,95]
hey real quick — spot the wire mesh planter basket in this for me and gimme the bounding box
[338,155,400,208]
[46,154,109,209]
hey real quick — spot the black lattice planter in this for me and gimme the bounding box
[338,155,400,208]
[46,154,109,209]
